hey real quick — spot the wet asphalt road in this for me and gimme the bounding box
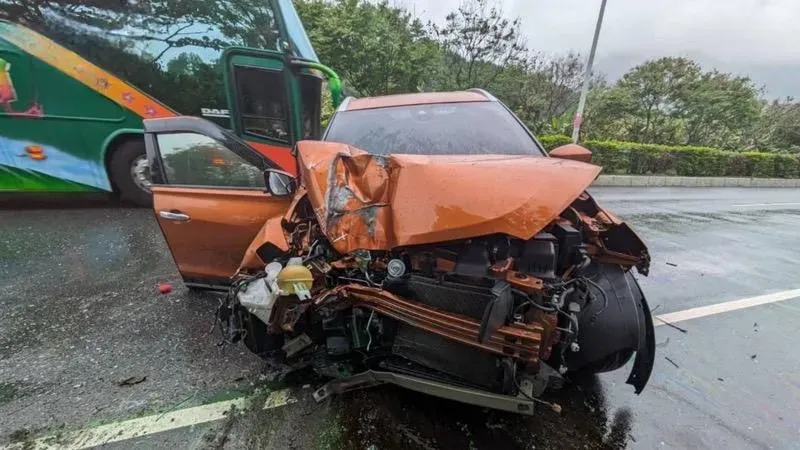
[1,187,799,449]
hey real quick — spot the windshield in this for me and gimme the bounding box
[0,0,318,123]
[276,0,318,62]
[324,102,544,156]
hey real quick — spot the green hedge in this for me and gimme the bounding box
[538,135,800,178]
[537,134,573,149]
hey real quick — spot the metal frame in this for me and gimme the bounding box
[312,370,536,415]
[329,284,544,362]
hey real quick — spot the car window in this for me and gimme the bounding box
[324,102,544,156]
[234,66,289,142]
[157,132,265,188]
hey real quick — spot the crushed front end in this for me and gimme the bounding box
[218,144,655,414]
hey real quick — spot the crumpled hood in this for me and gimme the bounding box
[295,141,602,254]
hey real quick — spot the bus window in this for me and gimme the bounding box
[0,0,291,119]
[234,67,289,143]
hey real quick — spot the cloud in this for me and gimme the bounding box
[395,0,800,97]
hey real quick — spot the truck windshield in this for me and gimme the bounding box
[324,102,544,156]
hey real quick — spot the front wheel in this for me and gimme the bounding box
[109,139,153,207]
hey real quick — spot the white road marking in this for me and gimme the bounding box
[654,288,800,326]
[8,291,800,449]
[13,398,246,450]
[732,202,800,207]
[6,389,295,450]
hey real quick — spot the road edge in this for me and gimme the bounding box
[593,175,800,188]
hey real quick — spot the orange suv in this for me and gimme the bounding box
[144,89,654,414]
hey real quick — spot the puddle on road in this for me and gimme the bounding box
[213,369,633,450]
[334,373,631,450]
[3,371,634,449]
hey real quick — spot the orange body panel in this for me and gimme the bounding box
[548,144,593,163]
[153,186,290,280]
[295,141,602,254]
[345,91,489,111]
[247,141,297,175]
[239,214,290,271]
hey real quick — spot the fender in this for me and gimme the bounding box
[564,263,655,393]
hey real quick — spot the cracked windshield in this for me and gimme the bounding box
[1,0,799,449]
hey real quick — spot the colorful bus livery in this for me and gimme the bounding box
[0,56,42,116]
[0,21,175,200]
[0,0,321,205]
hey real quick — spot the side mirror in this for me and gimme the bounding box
[264,169,296,196]
[549,144,592,163]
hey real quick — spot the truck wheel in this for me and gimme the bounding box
[109,139,153,207]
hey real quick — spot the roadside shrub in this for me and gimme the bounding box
[537,134,572,150]
[584,140,630,174]
[772,154,800,178]
[537,135,800,178]
[743,152,775,178]
[725,153,750,177]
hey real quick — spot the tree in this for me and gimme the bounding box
[503,53,590,134]
[613,57,700,144]
[296,0,440,96]
[431,0,527,90]
[582,57,762,148]
[582,83,632,140]
[767,100,800,151]
[681,71,762,148]
[747,99,800,152]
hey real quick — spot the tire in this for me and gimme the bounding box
[579,348,634,373]
[108,139,153,207]
[565,264,655,381]
[566,264,655,394]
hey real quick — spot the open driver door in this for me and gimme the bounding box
[144,48,312,289]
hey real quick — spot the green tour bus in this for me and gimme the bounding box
[0,0,338,206]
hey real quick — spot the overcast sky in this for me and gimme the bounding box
[395,0,800,99]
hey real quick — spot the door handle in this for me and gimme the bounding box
[159,210,191,222]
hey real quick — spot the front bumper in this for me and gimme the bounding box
[312,369,538,415]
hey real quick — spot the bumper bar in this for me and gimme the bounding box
[312,370,536,415]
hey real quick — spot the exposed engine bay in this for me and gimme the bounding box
[216,148,656,415]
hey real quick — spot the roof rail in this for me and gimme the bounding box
[337,96,355,111]
[466,88,497,101]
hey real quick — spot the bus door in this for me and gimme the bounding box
[222,48,301,175]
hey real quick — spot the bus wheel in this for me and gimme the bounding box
[109,140,153,207]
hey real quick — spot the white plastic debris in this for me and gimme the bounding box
[265,261,283,282]
[237,277,278,325]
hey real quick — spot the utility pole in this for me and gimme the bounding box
[571,0,607,143]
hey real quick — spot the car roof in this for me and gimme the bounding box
[342,90,494,111]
